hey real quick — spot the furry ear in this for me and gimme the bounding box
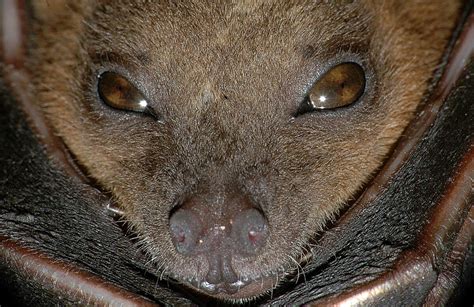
[32,0,87,22]
[2,0,25,67]
[1,0,89,182]
[1,0,86,68]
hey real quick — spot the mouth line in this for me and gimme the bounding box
[163,245,315,301]
[176,272,281,301]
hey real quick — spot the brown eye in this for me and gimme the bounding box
[297,62,366,114]
[98,72,156,117]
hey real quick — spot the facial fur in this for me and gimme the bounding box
[28,0,460,301]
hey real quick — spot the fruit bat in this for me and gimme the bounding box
[0,0,472,305]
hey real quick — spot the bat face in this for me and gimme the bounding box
[28,0,460,301]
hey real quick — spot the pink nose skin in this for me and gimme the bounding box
[231,208,268,255]
[169,209,202,255]
[168,190,269,293]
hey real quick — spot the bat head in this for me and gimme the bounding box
[29,0,459,301]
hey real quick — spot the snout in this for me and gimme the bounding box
[168,188,269,295]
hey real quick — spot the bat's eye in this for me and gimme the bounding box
[297,62,365,115]
[98,72,157,118]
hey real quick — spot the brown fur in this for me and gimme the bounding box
[28,0,460,301]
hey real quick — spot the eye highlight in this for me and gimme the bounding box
[98,71,157,118]
[297,62,366,115]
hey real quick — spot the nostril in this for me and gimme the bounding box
[248,229,260,244]
[232,208,268,255]
[169,209,202,255]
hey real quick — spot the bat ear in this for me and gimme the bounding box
[1,0,26,68]
[1,0,82,68]
[1,0,90,182]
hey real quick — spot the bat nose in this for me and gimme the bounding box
[231,208,268,255]
[169,209,202,255]
[168,188,269,290]
[169,207,268,256]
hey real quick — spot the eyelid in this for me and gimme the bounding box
[97,71,160,120]
[295,62,366,116]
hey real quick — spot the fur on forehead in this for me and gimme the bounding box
[85,1,370,60]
